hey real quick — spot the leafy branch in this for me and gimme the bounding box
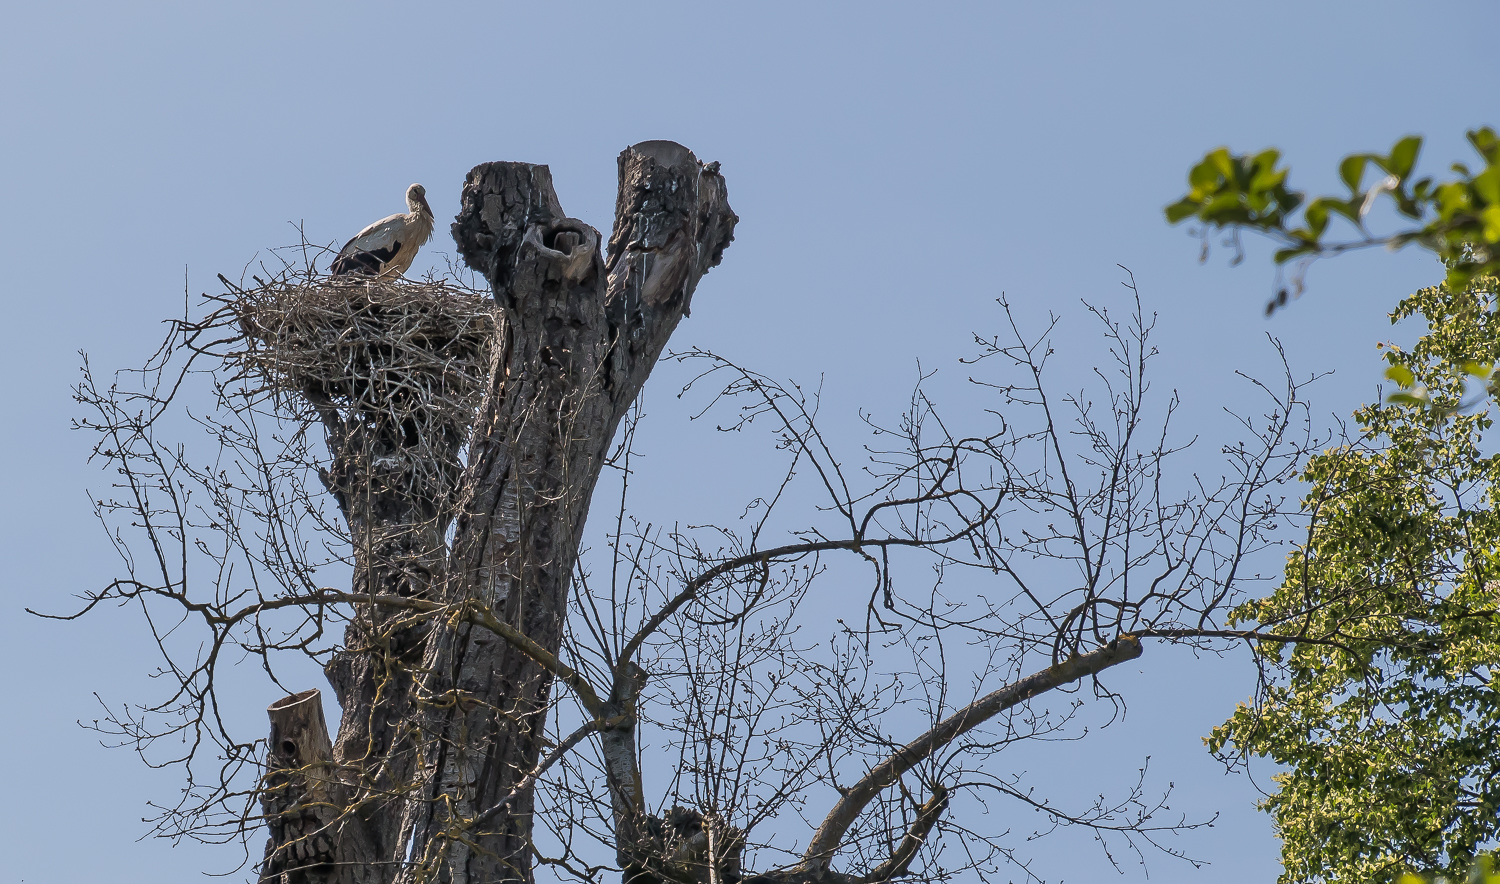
[1165,127,1500,308]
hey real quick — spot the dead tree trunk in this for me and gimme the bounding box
[314,141,736,883]
[240,281,491,884]
[261,690,339,884]
[315,382,467,884]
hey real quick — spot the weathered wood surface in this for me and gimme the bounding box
[395,140,735,884]
[261,690,339,884]
[297,289,478,884]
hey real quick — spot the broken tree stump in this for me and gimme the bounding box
[261,689,339,884]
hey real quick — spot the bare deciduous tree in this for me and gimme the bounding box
[60,142,1317,884]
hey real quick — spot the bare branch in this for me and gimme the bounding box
[801,635,1145,872]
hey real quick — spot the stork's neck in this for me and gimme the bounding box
[406,200,436,244]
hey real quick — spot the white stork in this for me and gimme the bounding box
[330,183,435,277]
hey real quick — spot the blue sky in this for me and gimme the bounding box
[2,2,1496,881]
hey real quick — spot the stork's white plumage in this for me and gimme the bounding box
[330,183,435,277]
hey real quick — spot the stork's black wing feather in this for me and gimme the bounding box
[331,241,402,276]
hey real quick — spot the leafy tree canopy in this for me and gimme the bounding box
[1212,276,1500,884]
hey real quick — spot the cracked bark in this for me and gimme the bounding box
[305,328,471,884]
[394,141,736,884]
[261,690,339,884]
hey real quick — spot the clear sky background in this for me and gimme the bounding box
[3,2,1496,882]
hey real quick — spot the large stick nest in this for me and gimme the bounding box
[230,275,496,434]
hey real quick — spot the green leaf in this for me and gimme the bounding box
[1250,165,1289,193]
[1340,155,1368,192]
[1469,127,1500,164]
[1385,389,1429,406]
[1447,265,1477,291]
[1387,136,1422,179]
[1305,200,1331,236]
[1252,147,1282,169]
[1202,192,1248,223]
[1435,181,1473,217]
[1473,167,1500,207]
[1188,156,1220,192]
[1385,365,1416,387]
[1483,205,1500,243]
[1460,361,1493,378]
[1209,147,1237,180]
[1164,198,1200,224]
[1323,198,1361,224]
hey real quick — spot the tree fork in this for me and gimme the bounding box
[393,141,736,883]
[802,635,1146,875]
